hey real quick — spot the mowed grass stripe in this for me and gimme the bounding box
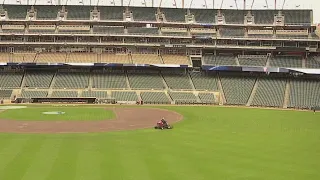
[75,137,101,180]
[0,136,45,180]
[113,136,152,180]
[0,137,30,177]
[99,135,127,180]
[45,137,80,180]
[20,137,63,180]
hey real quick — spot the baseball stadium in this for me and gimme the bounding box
[0,0,319,179]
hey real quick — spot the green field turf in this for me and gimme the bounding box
[0,107,115,121]
[0,106,319,180]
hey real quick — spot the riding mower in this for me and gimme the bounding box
[154,121,173,130]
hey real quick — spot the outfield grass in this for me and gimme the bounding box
[0,107,115,121]
[0,106,319,180]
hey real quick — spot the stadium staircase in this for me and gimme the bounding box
[265,55,271,67]
[164,91,173,104]
[282,80,291,108]
[88,73,93,90]
[302,57,306,68]
[20,71,27,91]
[246,78,259,106]
[159,55,165,64]
[217,76,226,105]
[125,71,132,90]
[235,56,240,66]
[193,91,202,103]
[187,72,196,91]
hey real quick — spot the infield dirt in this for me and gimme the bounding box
[0,107,183,134]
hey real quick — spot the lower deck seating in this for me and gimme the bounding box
[252,78,286,107]
[141,92,171,104]
[53,72,89,89]
[288,79,320,109]
[111,91,138,101]
[306,56,320,68]
[24,71,54,88]
[162,71,193,90]
[0,90,13,99]
[189,72,219,91]
[127,70,165,89]
[21,90,48,98]
[198,93,216,104]
[220,75,256,105]
[51,91,78,98]
[81,91,108,99]
[92,71,127,89]
[0,72,23,88]
[169,92,197,104]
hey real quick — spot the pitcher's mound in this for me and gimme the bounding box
[0,107,183,134]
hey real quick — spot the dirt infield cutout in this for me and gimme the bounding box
[0,107,183,134]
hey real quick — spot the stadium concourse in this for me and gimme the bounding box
[0,5,318,110]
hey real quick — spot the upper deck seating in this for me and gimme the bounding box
[66,6,91,20]
[131,7,156,21]
[252,10,276,24]
[127,27,158,35]
[161,55,190,65]
[101,54,130,63]
[269,56,302,68]
[190,9,216,23]
[93,26,124,34]
[131,54,161,64]
[3,5,28,19]
[238,56,268,67]
[99,6,124,20]
[161,8,186,22]
[35,5,60,19]
[203,54,236,66]
[282,10,311,25]
[35,53,67,63]
[222,9,244,24]
[67,53,97,63]
[12,53,36,63]
[220,28,245,37]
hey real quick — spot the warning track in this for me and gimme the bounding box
[0,107,183,134]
